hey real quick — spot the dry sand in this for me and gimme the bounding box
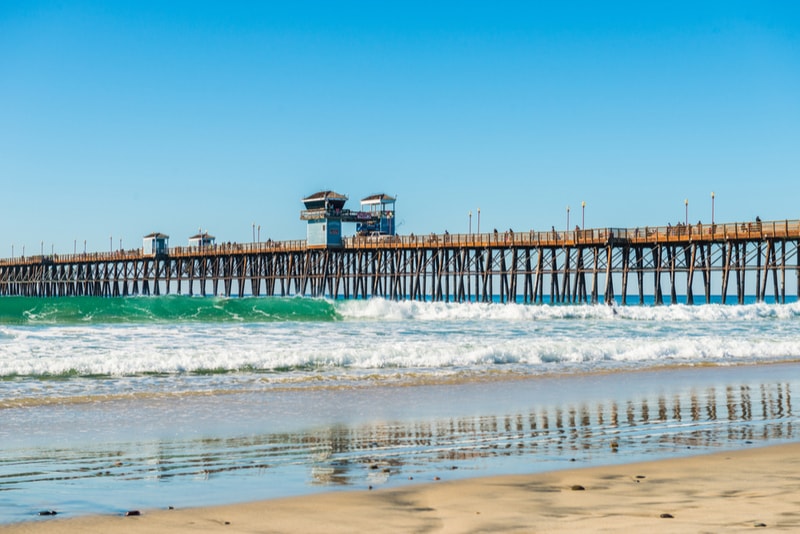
[5,442,800,533]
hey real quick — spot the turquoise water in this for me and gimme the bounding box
[1,296,800,523]
[0,294,793,326]
[0,295,338,325]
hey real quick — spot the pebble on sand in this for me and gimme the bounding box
[570,485,585,491]
[125,510,141,517]
[659,513,674,519]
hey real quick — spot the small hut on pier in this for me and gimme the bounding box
[188,232,215,249]
[143,232,169,256]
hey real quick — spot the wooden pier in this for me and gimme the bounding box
[1,219,799,304]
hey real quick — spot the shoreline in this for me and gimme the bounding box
[5,441,800,533]
[8,357,800,410]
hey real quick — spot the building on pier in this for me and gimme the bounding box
[356,194,396,237]
[143,232,169,256]
[300,191,349,248]
[300,190,398,248]
[188,231,215,249]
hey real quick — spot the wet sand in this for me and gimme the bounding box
[5,441,800,533]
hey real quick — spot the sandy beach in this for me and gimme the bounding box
[4,302,800,530]
[5,441,799,533]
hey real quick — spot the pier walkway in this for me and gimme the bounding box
[1,219,799,304]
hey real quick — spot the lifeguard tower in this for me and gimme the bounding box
[143,232,169,256]
[188,231,215,249]
[300,191,349,248]
[356,194,396,236]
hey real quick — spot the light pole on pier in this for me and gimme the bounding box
[11,244,13,259]
[477,208,481,235]
[84,240,86,254]
[469,211,472,235]
[711,191,715,225]
[258,225,261,242]
[252,222,255,242]
[684,199,689,227]
[74,239,76,255]
[566,205,570,231]
[41,241,43,255]
[110,235,113,252]
[581,201,586,230]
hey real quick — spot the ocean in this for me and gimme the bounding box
[2,295,800,524]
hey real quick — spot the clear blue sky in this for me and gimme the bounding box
[2,1,798,254]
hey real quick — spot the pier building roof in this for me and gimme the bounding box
[302,191,348,211]
[360,193,396,206]
[189,232,215,240]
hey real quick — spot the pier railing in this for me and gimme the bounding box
[1,219,799,267]
[344,219,800,249]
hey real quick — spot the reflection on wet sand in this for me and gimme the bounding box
[305,380,796,485]
[0,380,800,523]
[5,380,792,496]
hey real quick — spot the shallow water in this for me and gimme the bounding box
[1,297,800,523]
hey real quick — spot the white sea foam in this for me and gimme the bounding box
[2,300,800,381]
[335,299,800,323]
